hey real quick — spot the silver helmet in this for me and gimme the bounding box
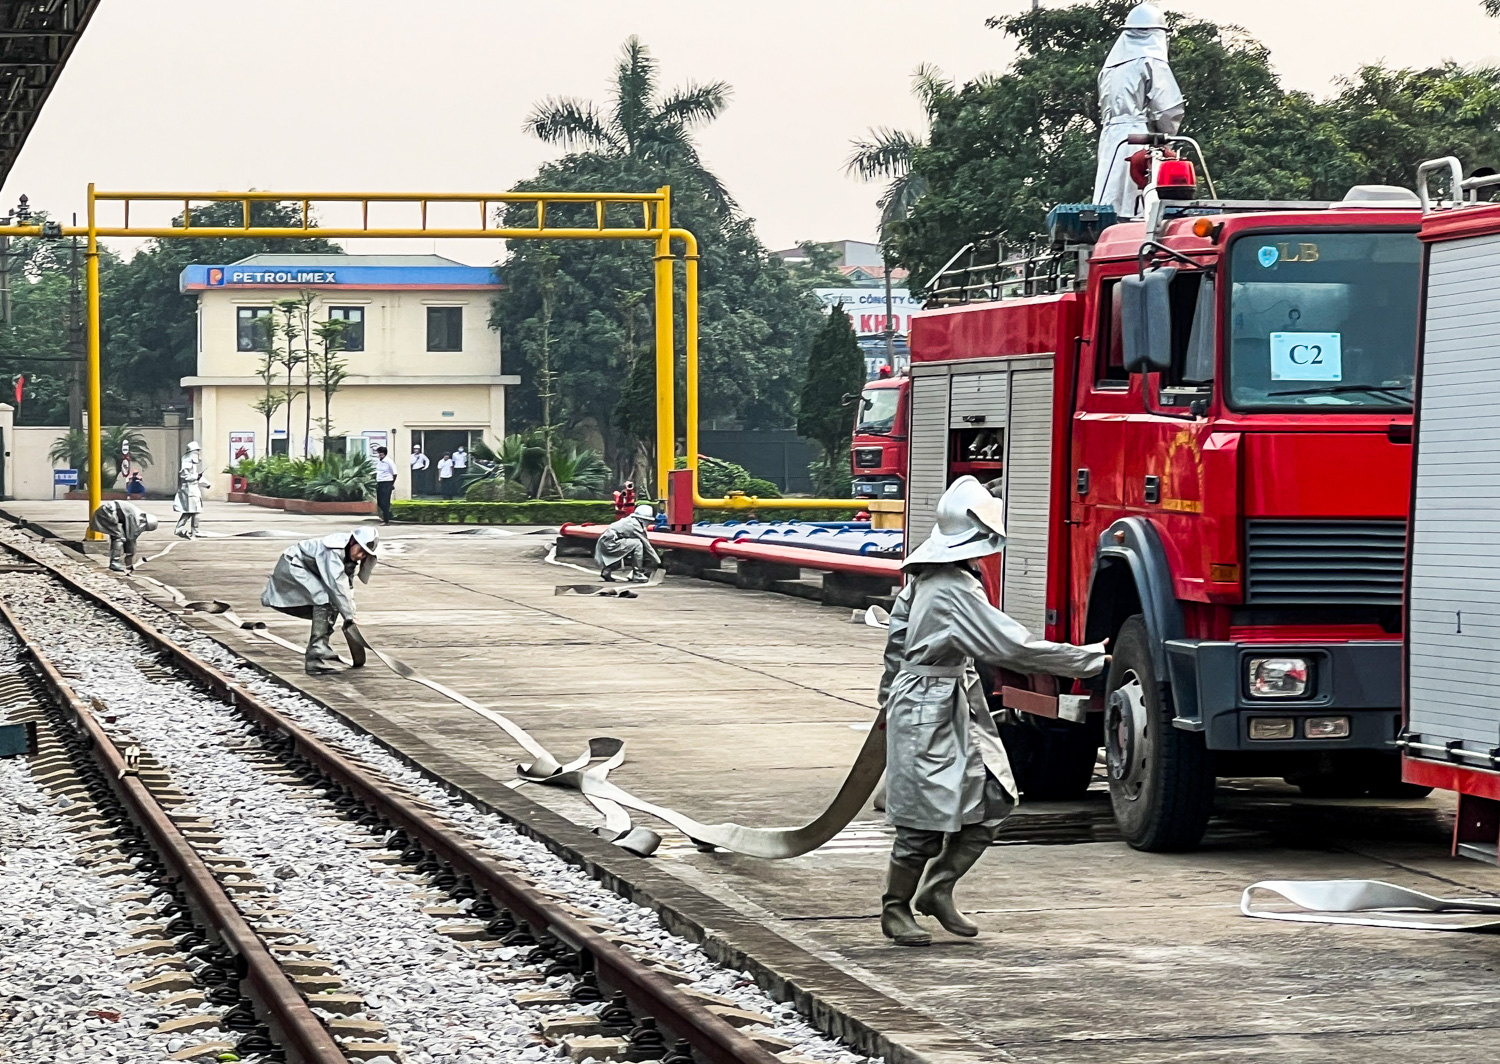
[1125,2,1167,30]
[631,504,656,521]
[186,441,201,453]
[902,475,1007,569]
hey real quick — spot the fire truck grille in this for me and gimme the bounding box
[1244,520,1406,606]
[854,447,883,469]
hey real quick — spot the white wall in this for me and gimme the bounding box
[8,425,193,500]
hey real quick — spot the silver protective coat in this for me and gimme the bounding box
[879,565,1107,833]
[594,515,661,571]
[172,452,208,514]
[1092,20,1185,219]
[89,500,156,544]
[260,532,373,622]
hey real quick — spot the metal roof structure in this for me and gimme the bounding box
[0,0,101,187]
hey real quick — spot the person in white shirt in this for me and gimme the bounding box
[373,446,398,524]
[452,445,468,473]
[410,445,430,471]
[438,452,456,498]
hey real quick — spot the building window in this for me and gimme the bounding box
[237,307,272,352]
[328,306,365,352]
[427,306,463,352]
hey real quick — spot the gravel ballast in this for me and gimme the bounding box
[0,531,877,1064]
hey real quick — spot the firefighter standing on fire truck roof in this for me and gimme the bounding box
[878,477,1108,947]
[1092,2,1185,220]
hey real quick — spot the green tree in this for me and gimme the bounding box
[101,200,337,421]
[891,2,1500,289]
[495,40,821,472]
[310,317,352,452]
[796,304,865,494]
[844,64,953,247]
[525,35,735,213]
[0,222,123,426]
[610,287,654,487]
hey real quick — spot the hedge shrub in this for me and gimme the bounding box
[392,500,617,525]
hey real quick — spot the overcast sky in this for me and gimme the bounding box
[7,0,1500,265]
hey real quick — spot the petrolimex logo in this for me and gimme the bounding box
[223,268,339,285]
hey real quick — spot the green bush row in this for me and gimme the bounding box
[391,500,619,524]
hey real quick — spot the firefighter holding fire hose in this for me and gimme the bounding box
[878,477,1108,946]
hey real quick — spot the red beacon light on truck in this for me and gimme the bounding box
[1156,158,1197,199]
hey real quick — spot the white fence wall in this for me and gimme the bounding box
[8,425,194,499]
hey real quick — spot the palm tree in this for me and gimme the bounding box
[845,65,955,361]
[524,36,736,213]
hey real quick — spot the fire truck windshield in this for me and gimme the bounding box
[1227,230,1420,410]
[857,386,901,435]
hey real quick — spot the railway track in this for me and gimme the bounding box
[0,529,871,1064]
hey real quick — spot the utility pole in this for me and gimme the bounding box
[67,215,83,431]
[882,254,896,373]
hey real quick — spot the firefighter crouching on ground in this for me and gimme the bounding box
[261,527,379,675]
[879,476,1108,947]
[595,504,661,583]
[88,500,159,573]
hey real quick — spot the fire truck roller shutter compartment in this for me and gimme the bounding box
[1407,231,1500,763]
[1003,366,1055,635]
[906,372,953,551]
[949,371,1009,428]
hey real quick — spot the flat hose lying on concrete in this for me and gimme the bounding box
[338,620,887,859]
[1241,880,1500,931]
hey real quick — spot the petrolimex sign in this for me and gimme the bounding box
[212,266,337,285]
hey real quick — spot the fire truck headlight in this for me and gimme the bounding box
[1304,716,1350,739]
[1247,657,1310,699]
[1248,717,1296,740]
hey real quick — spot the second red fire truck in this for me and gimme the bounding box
[906,141,1427,850]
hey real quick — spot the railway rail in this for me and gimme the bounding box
[0,530,867,1064]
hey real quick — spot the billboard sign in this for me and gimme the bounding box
[813,287,922,339]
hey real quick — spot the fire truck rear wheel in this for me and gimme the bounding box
[1103,616,1215,851]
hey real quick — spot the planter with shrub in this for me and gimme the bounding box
[227,453,375,510]
[392,500,616,525]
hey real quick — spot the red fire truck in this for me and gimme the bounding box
[906,141,1427,851]
[1401,157,1500,865]
[852,374,909,500]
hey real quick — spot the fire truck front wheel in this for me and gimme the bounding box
[1104,616,1216,852]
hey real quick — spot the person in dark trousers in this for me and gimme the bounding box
[613,480,637,519]
[372,446,397,524]
[438,452,456,498]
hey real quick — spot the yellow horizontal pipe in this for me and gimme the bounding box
[92,190,666,203]
[695,493,868,511]
[84,226,665,240]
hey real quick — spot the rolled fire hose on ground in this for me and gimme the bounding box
[167,586,886,860]
[1241,880,1500,931]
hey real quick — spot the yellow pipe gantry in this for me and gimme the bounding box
[19,185,860,531]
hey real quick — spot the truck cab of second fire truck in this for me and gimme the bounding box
[906,138,1426,851]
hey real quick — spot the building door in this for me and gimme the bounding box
[411,429,475,497]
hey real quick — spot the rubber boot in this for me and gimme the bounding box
[600,564,619,583]
[305,606,342,675]
[912,824,993,937]
[628,568,650,583]
[108,539,126,573]
[880,860,931,947]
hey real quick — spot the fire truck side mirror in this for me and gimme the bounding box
[1120,267,1176,375]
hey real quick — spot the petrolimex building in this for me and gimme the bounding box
[179,253,514,500]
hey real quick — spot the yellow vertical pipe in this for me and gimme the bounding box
[652,187,674,500]
[679,231,700,482]
[85,183,103,536]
